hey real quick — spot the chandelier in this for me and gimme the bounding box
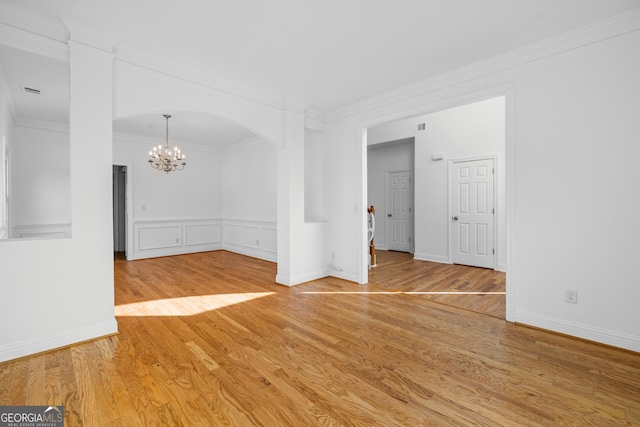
[148,114,186,173]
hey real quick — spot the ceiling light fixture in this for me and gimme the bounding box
[148,114,186,173]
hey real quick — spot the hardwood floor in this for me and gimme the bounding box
[1,250,639,426]
[369,250,506,318]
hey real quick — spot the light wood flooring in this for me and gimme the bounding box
[369,250,506,319]
[1,250,639,426]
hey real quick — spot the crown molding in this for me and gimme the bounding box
[326,7,640,123]
[0,67,17,122]
[0,2,68,44]
[220,136,267,153]
[64,19,117,54]
[14,117,68,133]
[304,107,326,132]
[0,22,68,63]
[115,45,288,112]
[113,130,243,154]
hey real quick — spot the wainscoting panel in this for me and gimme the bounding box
[241,226,260,249]
[11,223,71,239]
[130,219,276,262]
[138,225,182,250]
[223,223,241,245]
[260,227,277,253]
[223,220,277,262]
[131,219,223,260]
[185,223,221,246]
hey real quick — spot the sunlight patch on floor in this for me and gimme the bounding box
[115,292,275,317]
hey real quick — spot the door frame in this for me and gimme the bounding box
[448,154,498,269]
[358,84,514,321]
[385,168,414,253]
[112,162,134,259]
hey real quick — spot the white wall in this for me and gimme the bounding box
[223,139,276,222]
[415,97,506,269]
[222,138,278,261]
[367,139,414,249]
[9,123,71,237]
[325,14,640,351]
[304,128,326,222]
[0,36,117,362]
[114,136,222,220]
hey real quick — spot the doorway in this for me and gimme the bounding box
[112,165,127,257]
[363,94,509,318]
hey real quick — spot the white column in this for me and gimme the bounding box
[276,109,305,285]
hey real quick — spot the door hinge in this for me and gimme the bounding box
[492,168,495,174]
[492,249,495,254]
[492,208,495,214]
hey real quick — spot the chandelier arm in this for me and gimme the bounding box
[148,114,186,174]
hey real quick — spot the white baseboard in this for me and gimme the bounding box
[128,243,223,260]
[0,319,118,363]
[514,310,640,353]
[330,269,360,283]
[276,269,328,287]
[413,252,450,264]
[223,242,276,263]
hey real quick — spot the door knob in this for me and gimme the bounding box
[387,214,392,217]
[452,216,459,221]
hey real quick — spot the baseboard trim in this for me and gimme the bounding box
[0,319,119,363]
[331,270,360,283]
[413,253,450,264]
[223,243,277,263]
[514,310,640,353]
[276,269,329,287]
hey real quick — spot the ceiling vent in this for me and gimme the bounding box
[23,87,41,95]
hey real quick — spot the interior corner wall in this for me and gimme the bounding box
[325,21,640,351]
[222,140,276,222]
[414,96,506,268]
[304,128,326,223]
[222,139,278,261]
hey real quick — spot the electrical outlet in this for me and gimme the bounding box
[565,289,578,304]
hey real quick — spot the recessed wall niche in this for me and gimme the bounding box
[0,44,71,240]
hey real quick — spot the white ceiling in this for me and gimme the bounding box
[1,0,639,146]
[0,44,69,125]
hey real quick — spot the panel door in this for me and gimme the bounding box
[452,159,494,268]
[387,170,412,252]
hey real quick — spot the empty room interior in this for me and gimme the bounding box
[1,1,639,425]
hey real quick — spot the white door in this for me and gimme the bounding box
[386,170,412,252]
[452,158,494,268]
